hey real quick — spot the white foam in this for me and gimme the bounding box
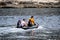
[0,27,26,35]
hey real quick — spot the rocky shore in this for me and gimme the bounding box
[0,1,60,8]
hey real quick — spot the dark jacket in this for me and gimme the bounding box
[17,20,21,28]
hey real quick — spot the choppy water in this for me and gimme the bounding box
[0,8,60,40]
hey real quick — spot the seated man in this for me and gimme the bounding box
[17,20,21,28]
[28,20,32,27]
[28,16,36,27]
[21,19,27,27]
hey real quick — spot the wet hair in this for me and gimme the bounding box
[29,19,31,21]
[18,20,21,22]
[31,16,33,18]
[23,19,25,21]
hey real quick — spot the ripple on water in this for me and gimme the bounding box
[0,15,60,40]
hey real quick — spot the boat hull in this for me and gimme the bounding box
[17,25,38,30]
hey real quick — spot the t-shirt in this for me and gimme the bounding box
[21,21,26,26]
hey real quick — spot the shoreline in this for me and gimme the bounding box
[0,2,60,8]
[0,5,60,8]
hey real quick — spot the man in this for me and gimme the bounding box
[17,20,21,28]
[28,16,36,26]
[21,19,27,27]
[28,19,32,27]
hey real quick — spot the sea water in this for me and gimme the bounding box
[0,8,60,40]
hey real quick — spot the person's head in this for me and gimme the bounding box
[18,20,21,23]
[23,19,25,21]
[31,16,34,18]
[29,19,31,22]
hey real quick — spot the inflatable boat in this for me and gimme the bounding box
[16,25,38,30]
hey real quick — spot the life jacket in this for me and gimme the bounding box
[29,18,35,25]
